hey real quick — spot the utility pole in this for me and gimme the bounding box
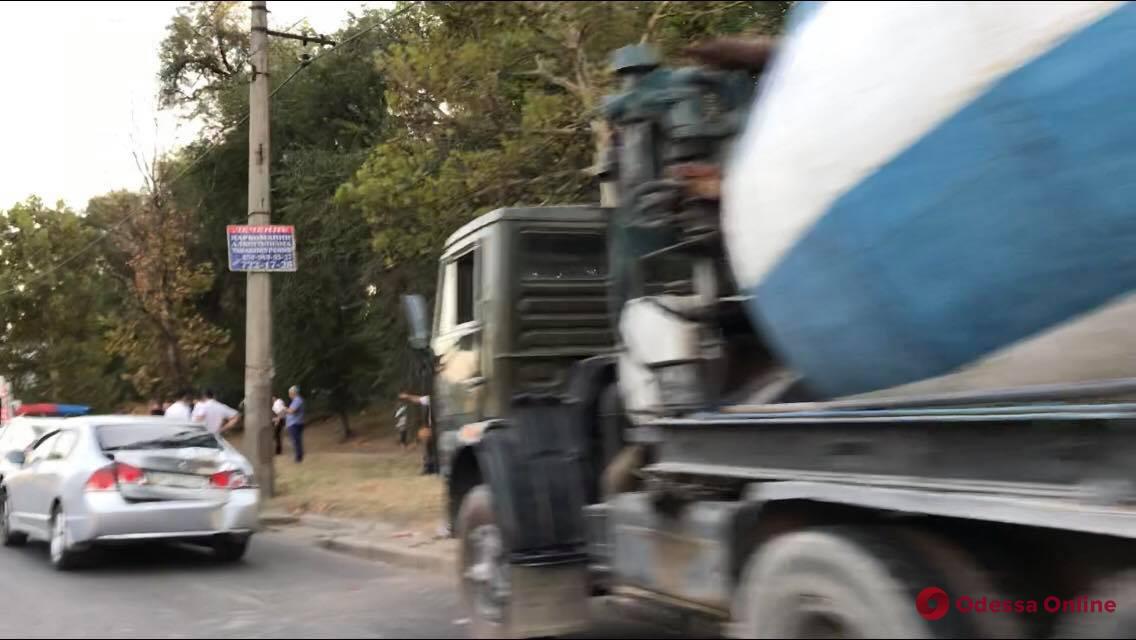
[245,0,274,497]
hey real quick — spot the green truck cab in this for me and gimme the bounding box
[406,205,615,519]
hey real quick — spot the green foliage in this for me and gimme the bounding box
[337,0,790,328]
[163,5,399,418]
[158,0,250,125]
[0,0,789,420]
[86,187,230,399]
[0,199,131,410]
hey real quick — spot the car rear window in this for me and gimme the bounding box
[97,423,221,451]
[1,424,49,451]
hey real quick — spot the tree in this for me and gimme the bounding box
[0,1,792,420]
[0,199,131,409]
[158,0,250,126]
[158,3,399,433]
[85,165,230,400]
[337,1,790,310]
[146,0,790,424]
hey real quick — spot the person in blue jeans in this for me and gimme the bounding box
[284,385,305,462]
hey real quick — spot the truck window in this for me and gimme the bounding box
[437,248,479,334]
[457,251,475,325]
[521,232,606,280]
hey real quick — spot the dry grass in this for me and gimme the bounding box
[243,406,445,527]
[270,452,444,526]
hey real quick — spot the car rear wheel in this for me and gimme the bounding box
[0,491,27,547]
[49,504,81,570]
[213,534,250,562]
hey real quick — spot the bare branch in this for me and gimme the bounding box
[508,127,589,136]
[692,0,748,17]
[521,55,582,96]
[572,24,591,101]
[216,31,236,76]
[209,1,237,76]
[641,1,672,43]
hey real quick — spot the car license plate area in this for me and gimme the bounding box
[146,470,209,490]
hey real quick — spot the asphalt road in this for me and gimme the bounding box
[0,532,702,639]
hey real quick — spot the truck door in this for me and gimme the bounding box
[432,245,484,435]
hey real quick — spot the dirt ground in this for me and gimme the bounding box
[229,407,445,528]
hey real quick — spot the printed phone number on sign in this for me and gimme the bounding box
[230,257,296,271]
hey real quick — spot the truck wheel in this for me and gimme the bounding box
[898,528,1027,639]
[733,527,974,639]
[458,485,511,639]
[1052,570,1136,638]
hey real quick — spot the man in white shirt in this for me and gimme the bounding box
[164,389,195,421]
[192,388,241,435]
[272,396,287,455]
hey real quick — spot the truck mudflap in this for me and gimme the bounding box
[478,393,591,563]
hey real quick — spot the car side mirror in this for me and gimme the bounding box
[5,450,25,466]
[401,294,432,351]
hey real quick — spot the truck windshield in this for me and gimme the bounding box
[521,232,606,280]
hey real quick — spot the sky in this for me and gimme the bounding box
[0,1,391,211]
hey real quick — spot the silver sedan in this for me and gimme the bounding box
[0,415,259,569]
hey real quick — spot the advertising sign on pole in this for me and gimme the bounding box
[226,225,298,272]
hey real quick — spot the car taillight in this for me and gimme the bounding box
[116,463,144,485]
[85,467,116,492]
[209,470,249,489]
[85,463,144,492]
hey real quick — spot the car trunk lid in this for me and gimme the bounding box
[110,448,230,501]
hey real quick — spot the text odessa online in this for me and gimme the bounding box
[956,595,1118,614]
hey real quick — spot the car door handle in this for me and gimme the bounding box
[463,377,486,389]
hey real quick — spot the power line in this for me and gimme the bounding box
[271,2,416,98]
[0,3,417,300]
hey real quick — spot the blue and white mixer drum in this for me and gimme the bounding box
[723,1,1136,399]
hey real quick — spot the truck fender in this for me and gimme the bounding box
[445,419,504,529]
[566,356,622,501]
[461,394,591,562]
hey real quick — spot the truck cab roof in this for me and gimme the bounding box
[443,205,607,254]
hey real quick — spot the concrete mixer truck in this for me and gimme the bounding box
[401,3,1136,638]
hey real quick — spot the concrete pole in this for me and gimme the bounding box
[245,0,275,497]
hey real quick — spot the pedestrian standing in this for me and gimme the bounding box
[398,392,437,474]
[164,389,195,421]
[284,385,305,463]
[272,396,287,455]
[192,388,241,435]
[394,403,411,449]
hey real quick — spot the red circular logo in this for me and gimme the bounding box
[916,587,950,620]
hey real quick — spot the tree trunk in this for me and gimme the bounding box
[337,410,353,442]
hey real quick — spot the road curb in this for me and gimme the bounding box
[317,536,456,574]
[259,513,300,527]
